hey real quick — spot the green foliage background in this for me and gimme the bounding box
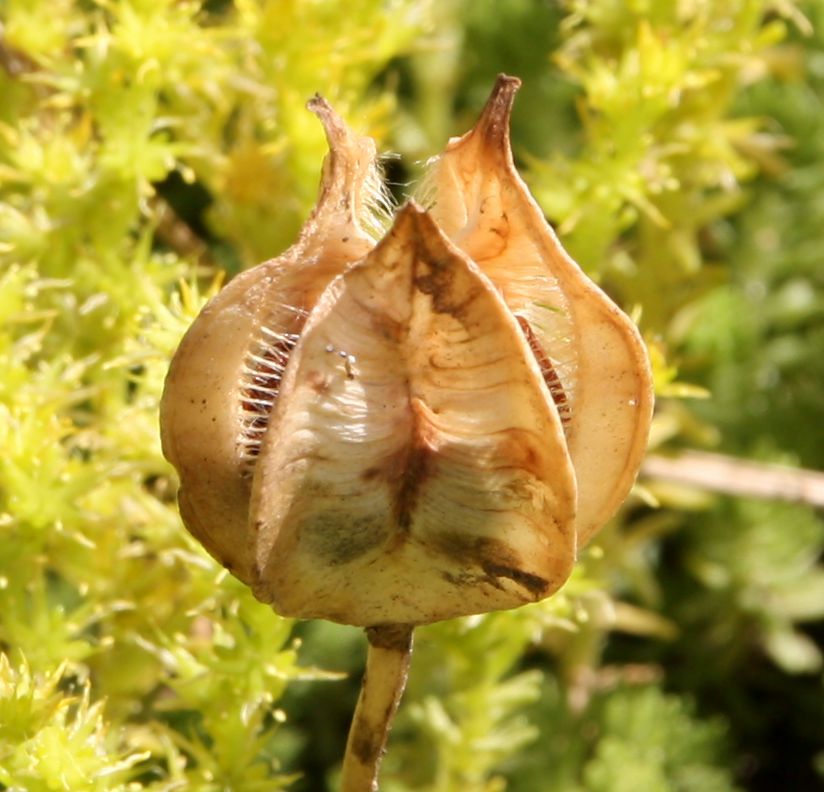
[1,1,823,790]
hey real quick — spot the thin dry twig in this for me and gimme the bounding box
[642,450,824,508]
[152,196,212,264]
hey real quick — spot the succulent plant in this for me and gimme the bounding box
[160,75,653,791]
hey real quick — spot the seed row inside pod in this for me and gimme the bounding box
[160,74,653,792]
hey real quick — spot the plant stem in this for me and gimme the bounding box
[341,624,414,792]
[642,451,824,507]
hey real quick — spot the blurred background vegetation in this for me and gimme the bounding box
[1,0,823,790]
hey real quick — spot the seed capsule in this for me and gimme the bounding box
[160,76,653,628]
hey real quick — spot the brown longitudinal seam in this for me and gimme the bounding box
[516,315,572,428]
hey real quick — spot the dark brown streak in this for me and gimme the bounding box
[358,402,437,544]
[352,726,382,767]
[392,441,434,533]
[480,561,548,597]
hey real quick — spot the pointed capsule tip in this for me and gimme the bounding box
[390,201,456,261]
[396,199,425,217]
[494,73,523,94]
[376,201,443,256]
[463,74,521,152]
[385,200,425,239]
[306,92,324,108]
[306,93,349,148]
[488,74,522,113]
[395,200,439,232]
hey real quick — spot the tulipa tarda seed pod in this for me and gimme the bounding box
[160,75,653,792]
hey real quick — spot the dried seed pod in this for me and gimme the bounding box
[420,75,654,544]
[160,78,654,792]
[159,97,386,585]
[249,202,576,626]
[161,77,653,619]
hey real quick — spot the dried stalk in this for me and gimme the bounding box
[642,451,824,507]
[151,196,212,264]
[341,625,414,792]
